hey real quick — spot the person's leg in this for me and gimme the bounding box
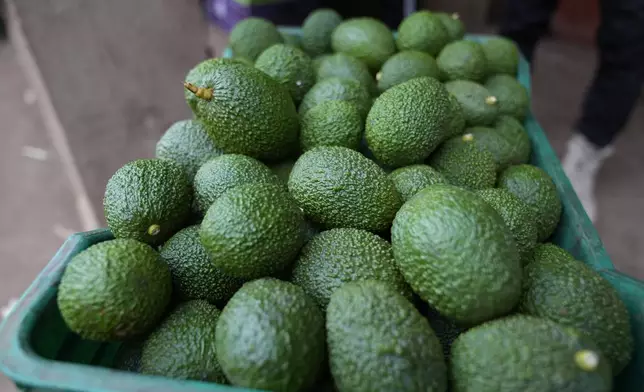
[499,0,559,63]
[563,0,644,222]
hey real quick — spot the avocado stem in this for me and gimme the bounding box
[376,72,383,81]
[452,13,460,20]
[183,82,214,100]
[574,350,600,371]
[485,96,498,105]
[147,224,161,236]
[462,133,474,142]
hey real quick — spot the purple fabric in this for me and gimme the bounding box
[205,0,321,31]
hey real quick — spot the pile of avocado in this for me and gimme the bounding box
[55,8,633,392]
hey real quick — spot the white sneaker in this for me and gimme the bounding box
[562,133,614,223]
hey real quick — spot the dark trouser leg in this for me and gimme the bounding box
[499,0,559,63]
[576,0,644,148]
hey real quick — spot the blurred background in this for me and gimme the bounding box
[0,0,641,386]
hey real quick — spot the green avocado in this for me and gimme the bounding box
[451,315,613,392]
[437,40,488,82]
[254,43,315,103]
[389,164,448,202]
[396,11,450,56]
[280,31,301,48]
[103,158,192,245]
[444,80,499,126]
[300,100,364,151]
[366,76,451,167]
[436,12,466,42]
[391,184,521,325]
[155,119,223,181]
[331,17,397,72]
[184,60,299,161]
[57,239,172,341]
[193,153,279,216]
[229,17,283,61]
[316,52,376,95]
[443,92,467,138]
[498,164,562,241]
[327,280,447,392]
[466,123,530,171]
[376,50,442,92]
[291,228,412,309]
[481,37,520,76]
[299,77,372,119]
[301,8,343,56]
[216,278,325,392]
[159,225,245,306]
[428,134,497,191]
[485,74,530,120]
[200,183,305,279]
[520,243,634,374]
[140,300,225,382]
[476,188,538,264]
[288,146,402,232]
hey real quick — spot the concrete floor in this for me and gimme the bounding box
[0,1,643,390]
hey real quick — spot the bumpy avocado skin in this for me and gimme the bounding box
[366,77,451,168]
[520,243,634,374]
[391,184,522,325]
[185,60,299,162]
[451,315,613,392]
[327,280,448,392]
[216,278,325,392]
[288,146,402,233]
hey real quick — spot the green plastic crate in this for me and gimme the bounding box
[1,28,643,392]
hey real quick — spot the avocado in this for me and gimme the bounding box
[291,228,412,309]
[312,54,333,73]
[498,164,562,241]
[155,119,223,180]
[300,100,363,152]
[436,12,466,42]
[288,146,402,232]
[140,300,225,382]
[391,184,521,325]
[280,31,301,48]
[428,134,497,191]
[228,17,283,61]
[316,53,377,95]
[389,164,448,202]
[444,92,467,138]
[484,74,530,120]
[437,40,488,82]
[366,77,451,167]
[520,243,634,374]
[104,159,192,245]
[425,306,466,359]
[57,239,172,341]
[476,188,538,264]
[376,50,442,92]
[193,153,280,216]
[493,115,531,167]
[331,17,396,72]
[396,11,450,56]
[254,43,315,103]
[466,124,530,171]
[159,225,245,306]
[326,280,447,392]
[216,278,325,391]
[481,37,520,76]
[301,8,343,56]
[450,315,613,392]
[299,77,372,119]
[184,60,299,161]
[200,183,305,279]
[445,79,499,126]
